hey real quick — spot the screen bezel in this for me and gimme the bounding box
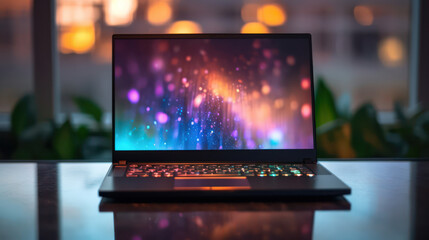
[112,34,317,163]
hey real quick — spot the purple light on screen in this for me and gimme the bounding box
[156,112,169,124]
[127,89,140,104]
[165,73,173,82]
[263,49,272,59]
[168,83,175,92]
[247,140,256,148]
[158,219,169,229]
[131,235,142,240]
[155,84,164,97]
[152,58,164,71]
[128,61,139,74]
[115,66,122,78]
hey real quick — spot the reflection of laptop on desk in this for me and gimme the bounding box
[99,197,350,240]
[99,34,351,199]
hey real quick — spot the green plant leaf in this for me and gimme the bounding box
[350,103,392,157]
[12,142,57,160]
[73,96,103,124]
[53,119,76,159]
[315,77,338,128]
[76,125,89,143]
[10,94,37,137]
[394,102,407,123]
[317,119,355,158]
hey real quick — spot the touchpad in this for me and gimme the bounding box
[174,177,250,190]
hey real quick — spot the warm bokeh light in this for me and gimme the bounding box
[241,22,269,34]
[257,4,286,26]
[193,94,203,107]
[261,84,271,95]
[301,78,310,90]
[57,4,99,26]
[167,20,202,34]
[286,55,295,66]
[301,104,312,118]
[147,1,172,26]
[378,37,404,67]
[241,3,259,22]
[104,0,138,26]
[353,5,374,26]
[60,24,95,54]
[274,99,284,109]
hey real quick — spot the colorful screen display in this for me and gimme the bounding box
[114,37,314,150]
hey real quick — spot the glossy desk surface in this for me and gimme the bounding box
[0,161,428,240]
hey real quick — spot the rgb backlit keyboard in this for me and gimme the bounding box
[125,164,315,178]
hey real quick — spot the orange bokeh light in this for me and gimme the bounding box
[241,22,269,34]
[167,20,202,34]
[301,104,312,118]
[261,84,271,95]
[147,1,172,26]
[353,5,374,26]
[378,37,404,67]
[60,24,95,54]
[193,94,203,107]
[257,4,286,26]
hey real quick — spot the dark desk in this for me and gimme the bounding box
[0,161,427,240]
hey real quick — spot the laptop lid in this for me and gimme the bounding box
[112,34,317,164]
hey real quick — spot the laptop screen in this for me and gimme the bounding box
[114,36,314,151]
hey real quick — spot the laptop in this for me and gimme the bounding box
[99,33,351,199]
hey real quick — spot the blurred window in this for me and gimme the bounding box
[0,0,32,113]
[56,0,411,114]
[0,0,412,114]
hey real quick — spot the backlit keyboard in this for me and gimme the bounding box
[125,164,315,178]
